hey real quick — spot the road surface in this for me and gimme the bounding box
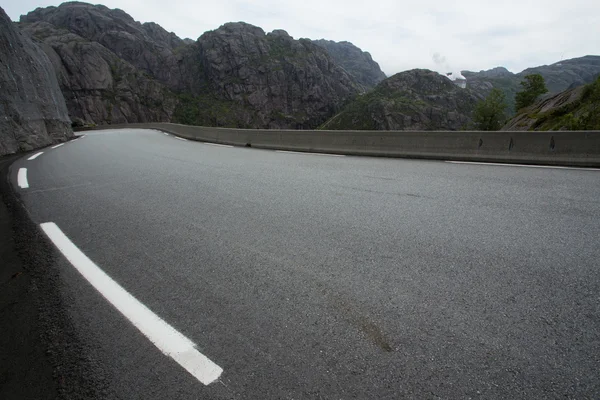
[7,128,600,398]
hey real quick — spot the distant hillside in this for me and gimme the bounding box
[462,56,600,114]
[502,76,600,131]
[313,40,386,90]
[520,56,600,93]
[320,69,481,131]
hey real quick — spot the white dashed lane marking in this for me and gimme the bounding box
[17,168,29,189]
[275,150,344,157]
[203,142,233,148]
[28,152,44,160]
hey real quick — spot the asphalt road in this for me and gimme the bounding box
[7,128,600,398]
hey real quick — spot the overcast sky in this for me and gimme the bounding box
[4,0,599,77]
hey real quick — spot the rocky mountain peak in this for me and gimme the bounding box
[313,39,386,89]
[20,1,188,89]
[462,66,512,79]
[22,2,138,41]
[381,69,464,95]
[141,21,186,49]
[186,21,360,128]
[320,68,480,131]
[267,29,292,38]
[215,21,266,37]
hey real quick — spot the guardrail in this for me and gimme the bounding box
[85,123,600,167]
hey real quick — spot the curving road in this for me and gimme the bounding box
[8,128,600,398]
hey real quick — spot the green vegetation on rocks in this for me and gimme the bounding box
[502,76,600,131]
[463,57,600,116]
[515,74,548,111]
[472,88,508,130]
[320,69,480,131]
[173,92,257,128]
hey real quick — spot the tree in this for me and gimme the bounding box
[515,74,548,111]
[473,88,508,130]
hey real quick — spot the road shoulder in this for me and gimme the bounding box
[0,154,104,399]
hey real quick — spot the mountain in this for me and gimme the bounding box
[18,2,185,126]
[19,21,178,126]
[0,7,72,155]
[313,40,386,89]
[462,56,600,114]
[17,2,363,129]
[12,2,599,132]
[177,24,361,128]
[320,69,481,131]
[20,2,188,89]
[520,56,600,93]
[502,75,600,131]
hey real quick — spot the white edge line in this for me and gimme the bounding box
[39,222,223,385]
[51,143,65,149]
[163,132,170,136]
[17,168,29,189]
[28,152,44,160]
[203,142,233,148]
[175,137,188,141]
[275,150,344,157]
[446,160,600,171]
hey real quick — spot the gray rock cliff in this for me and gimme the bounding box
[21,2,187,89]
[0,7,72,155]
[179,23,361,128]
[313,39,386,89]
[19,17,178,126]
[19,4,364,129]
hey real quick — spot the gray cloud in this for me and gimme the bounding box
[4,0,599,76]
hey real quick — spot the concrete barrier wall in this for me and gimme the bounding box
[87,123,600,167]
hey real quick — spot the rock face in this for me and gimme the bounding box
[20,21,178,126]
[180,23,360,128]
[313,40,386,89]
[19,3,179,126]
[502,76,600,131]
[462,56,600,114]
[19,3,363,129]
[0,7,72,155]
[20,2,186,89]
[320,69,481,131]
